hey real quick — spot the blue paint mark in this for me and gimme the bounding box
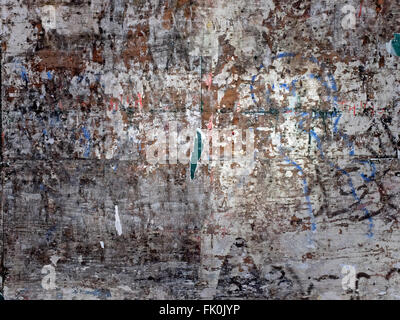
[290,80,298,96]
[310,130,325,159]
[280,148,317,236]
[298,112,308,129]
[358,160,376,183]
[309,74,321,81]
[82,127,91,158]
[250,53,373,237]
[333,114,342,133]
[21,67,28,82]
[250,87,256,104]
[47,71,52,80]
[335,165,374,238]
[306,120,374,238]
[309,56,319,64]
[75,289,111,298]
[329,73,337,91]
[265,89,271,103]
[275,52,296,59]
[250,75,257,104]
[279,83,290,91]
[333,115,355,156]
[250,54,339,110]
[82,127,90,140]
[85,289,109,297]
[45,225,57,242]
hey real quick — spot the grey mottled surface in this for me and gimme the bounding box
[0,0,400,300]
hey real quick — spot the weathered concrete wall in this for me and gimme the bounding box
[0,0,399,300]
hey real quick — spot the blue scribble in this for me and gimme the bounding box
[310,130,324,159]
[329,73,338,91]
[306,116,374,238]
[250,53,339,109]
[333,114,342,133]
[358,160,376,183]
[250,52,374,239]
[280,147,317,240]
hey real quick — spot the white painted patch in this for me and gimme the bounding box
[115,205,122,236]
[50,255,60,266]
[100,241,104,249]
[118,285,133,293]
[41,264,56,290]
[386,40,396,56]
[341,265,356,291]
[41,5,56,31]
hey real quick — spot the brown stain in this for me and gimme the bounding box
[302,252,314,261]
[34,49,85,75]
[121,25,152,69]
[34,22,43,33]
[376,0,384,13]
[177,0,191,8]
[379,55,385,68]
[243,256,253,264]
[162,8,173,30]
[92,44,104,64]
[120,109,129,125]
[362,35,370,46]
[6,87,17,102]
[183,3,196,19]
[290,215,302,226]
[220,88,239,111]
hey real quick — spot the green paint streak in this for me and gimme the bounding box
[190,131,203,180]
[392,34,400,56]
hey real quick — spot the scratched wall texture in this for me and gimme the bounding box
[0,0,399,300]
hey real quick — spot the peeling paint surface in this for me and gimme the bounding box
[0,0,400,300]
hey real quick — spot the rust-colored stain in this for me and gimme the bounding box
[34,49,85,75]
